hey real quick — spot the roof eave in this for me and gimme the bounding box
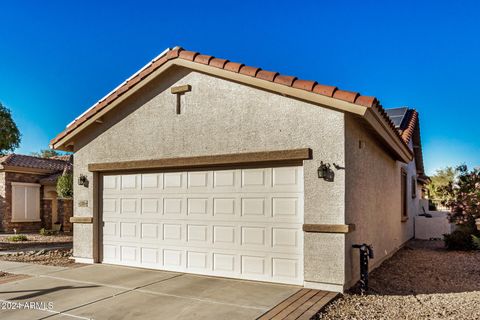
[364,108,413,162]
[1,165,59,175]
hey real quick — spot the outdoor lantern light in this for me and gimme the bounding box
[78,174,87,186]
[318,162,327,179]
[317,162,335,182]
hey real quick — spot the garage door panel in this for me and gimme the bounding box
[187,251,209,270]
[164,172,185,189]
[120,174,139,190]
[120,222,137,238]
[163,223,183,241]
[187,224,209,243]
[120,198,138,214]
[241,226,267,247]
[213,198,236,216]
[141,173,163,190]
[103,198,118,215]
[187,198,209,215]
[141,198,161,214]
[102,166,304,285]
[139,223,158,239]
[163,198,184,215]
[105,193,302,222]
[140,247,159,265]
[213,225,235,244]
[120,246,137,262]
[163,249,183,268]
[104,221,302,253]
[213,253,236,273]
[102,242,303,281]
[213,170,237,189]
[103,244,117,261]
[187,171,211,188]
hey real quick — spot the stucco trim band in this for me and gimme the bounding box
[87,148,312,172]
[303,224,356,234]
[70,217,93,224]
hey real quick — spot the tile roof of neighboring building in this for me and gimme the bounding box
[50,155,73,162]
[39,169,71,185]
[386,107,426,178]
[0,154,72,172]
[50,46,410,150]
[385,107,419,144]
[399,109,418,144]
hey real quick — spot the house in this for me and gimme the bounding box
[0,154,73,233]
[50,47,426,292]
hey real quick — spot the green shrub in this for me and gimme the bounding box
[39,228,56,236]
[7,234,28,242]
[472,235,480,250]
[57,173,73,198]
[444,228,477,250]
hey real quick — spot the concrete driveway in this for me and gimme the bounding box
[0,262,300,320]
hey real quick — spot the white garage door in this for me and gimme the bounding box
[101,166,304,285]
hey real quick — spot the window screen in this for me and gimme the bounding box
[11,183,40,221]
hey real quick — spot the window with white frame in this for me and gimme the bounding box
[11,182,41,222]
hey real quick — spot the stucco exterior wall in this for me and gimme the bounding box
[344,115,419,287]
[72,66,347,287]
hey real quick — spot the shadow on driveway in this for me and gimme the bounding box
[1,285,99,300]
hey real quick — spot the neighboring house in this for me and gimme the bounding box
[50,47,426,292]
[0,154,73,233]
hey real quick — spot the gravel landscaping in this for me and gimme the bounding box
[0,248,79,267]
[318,240,480,319]
[0,233,72,251]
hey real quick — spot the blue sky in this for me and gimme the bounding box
[0,0,478,175]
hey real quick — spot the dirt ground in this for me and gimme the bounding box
[0,233,72,251]
[319,240,480,319]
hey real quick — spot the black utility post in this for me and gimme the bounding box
[352,243,374,295]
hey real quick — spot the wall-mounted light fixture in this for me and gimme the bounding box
[318,162,335,182]
[78,174,88,187]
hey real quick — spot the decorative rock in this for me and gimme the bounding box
[34,249,46,256]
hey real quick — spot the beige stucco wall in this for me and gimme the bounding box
[71,66,348,287]
[344,115,419,287]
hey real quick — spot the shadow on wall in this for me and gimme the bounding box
[74,67,192,153]
[348,240,480,296]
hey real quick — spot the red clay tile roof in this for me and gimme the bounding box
[391,108,426,177]
[399,110,418,144]
[0,154,72,172]
[50,46,411,151]
[50,155,73,162]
